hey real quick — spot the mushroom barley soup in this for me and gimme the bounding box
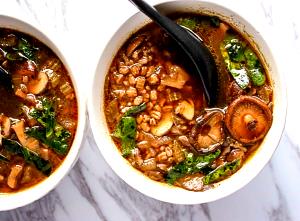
[0,29,77,192]
[104,15,273,191]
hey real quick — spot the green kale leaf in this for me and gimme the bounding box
[27,97,71,155]
[221,34,266,88]
[165,149,221,184]
[112,103,146,157]
[244,48,265,86]
[248,68,266,86]
[224,37,245,62]
[2,138,52,176]
[203,159,241,185]
[112,116,137,157]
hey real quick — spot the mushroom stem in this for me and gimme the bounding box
[243,114,257,131]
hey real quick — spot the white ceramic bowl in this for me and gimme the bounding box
[89,0,286,204]
[0,15,86,210]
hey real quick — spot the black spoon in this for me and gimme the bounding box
[129,0,218,106]
[0,66,22,117]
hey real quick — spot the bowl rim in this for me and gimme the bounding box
[0,15,86,210]
[88,0,287,204]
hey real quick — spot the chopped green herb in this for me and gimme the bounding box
[17,38,37,60]
[165,150,221,184]
[2,138,52,175]
[124,103,146,117]
[177,18,198,30]
[203,159,241,185]
[30,98,55,139]
[210,16,220,27]
[27,97,71,155]
[6,38,38,61]
[26,126,70,155]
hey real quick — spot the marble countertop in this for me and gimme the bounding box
[0,0,299,220]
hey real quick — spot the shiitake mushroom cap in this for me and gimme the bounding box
[190,109,225,153]
[224,95,272,144]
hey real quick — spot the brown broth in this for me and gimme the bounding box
[0,28,77,192]
[104,15,273,191]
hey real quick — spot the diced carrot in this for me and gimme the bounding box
[15,88,27,99]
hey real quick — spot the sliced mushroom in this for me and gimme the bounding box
[226,148,245,162]
[126,35,145,56]
[178,135,192,148]
[14,60,37,76]
[0,115,11,137]
[190,109,225,153]
[151,136,172,148]
[27,70,49,95]
[225,95,272,144]
[7,164,24,189]
[175,99,194,120]
[106,99,119,124]
[161,62,190,89]
[176,173,204,191]
[151,112,173,136]
[139,158,157,171]
[12,120,40,152]
[11,120,27,146]
[20,165,34,184]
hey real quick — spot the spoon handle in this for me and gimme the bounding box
[129,0,196,50]
[129,0,217,106]
[0,66,12,90]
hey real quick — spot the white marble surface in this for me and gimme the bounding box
[0,0,299,220]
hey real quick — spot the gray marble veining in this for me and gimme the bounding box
[16,0,68,32]
[261,0,273,26]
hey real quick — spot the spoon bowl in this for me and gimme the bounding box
[129,0,218,106]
